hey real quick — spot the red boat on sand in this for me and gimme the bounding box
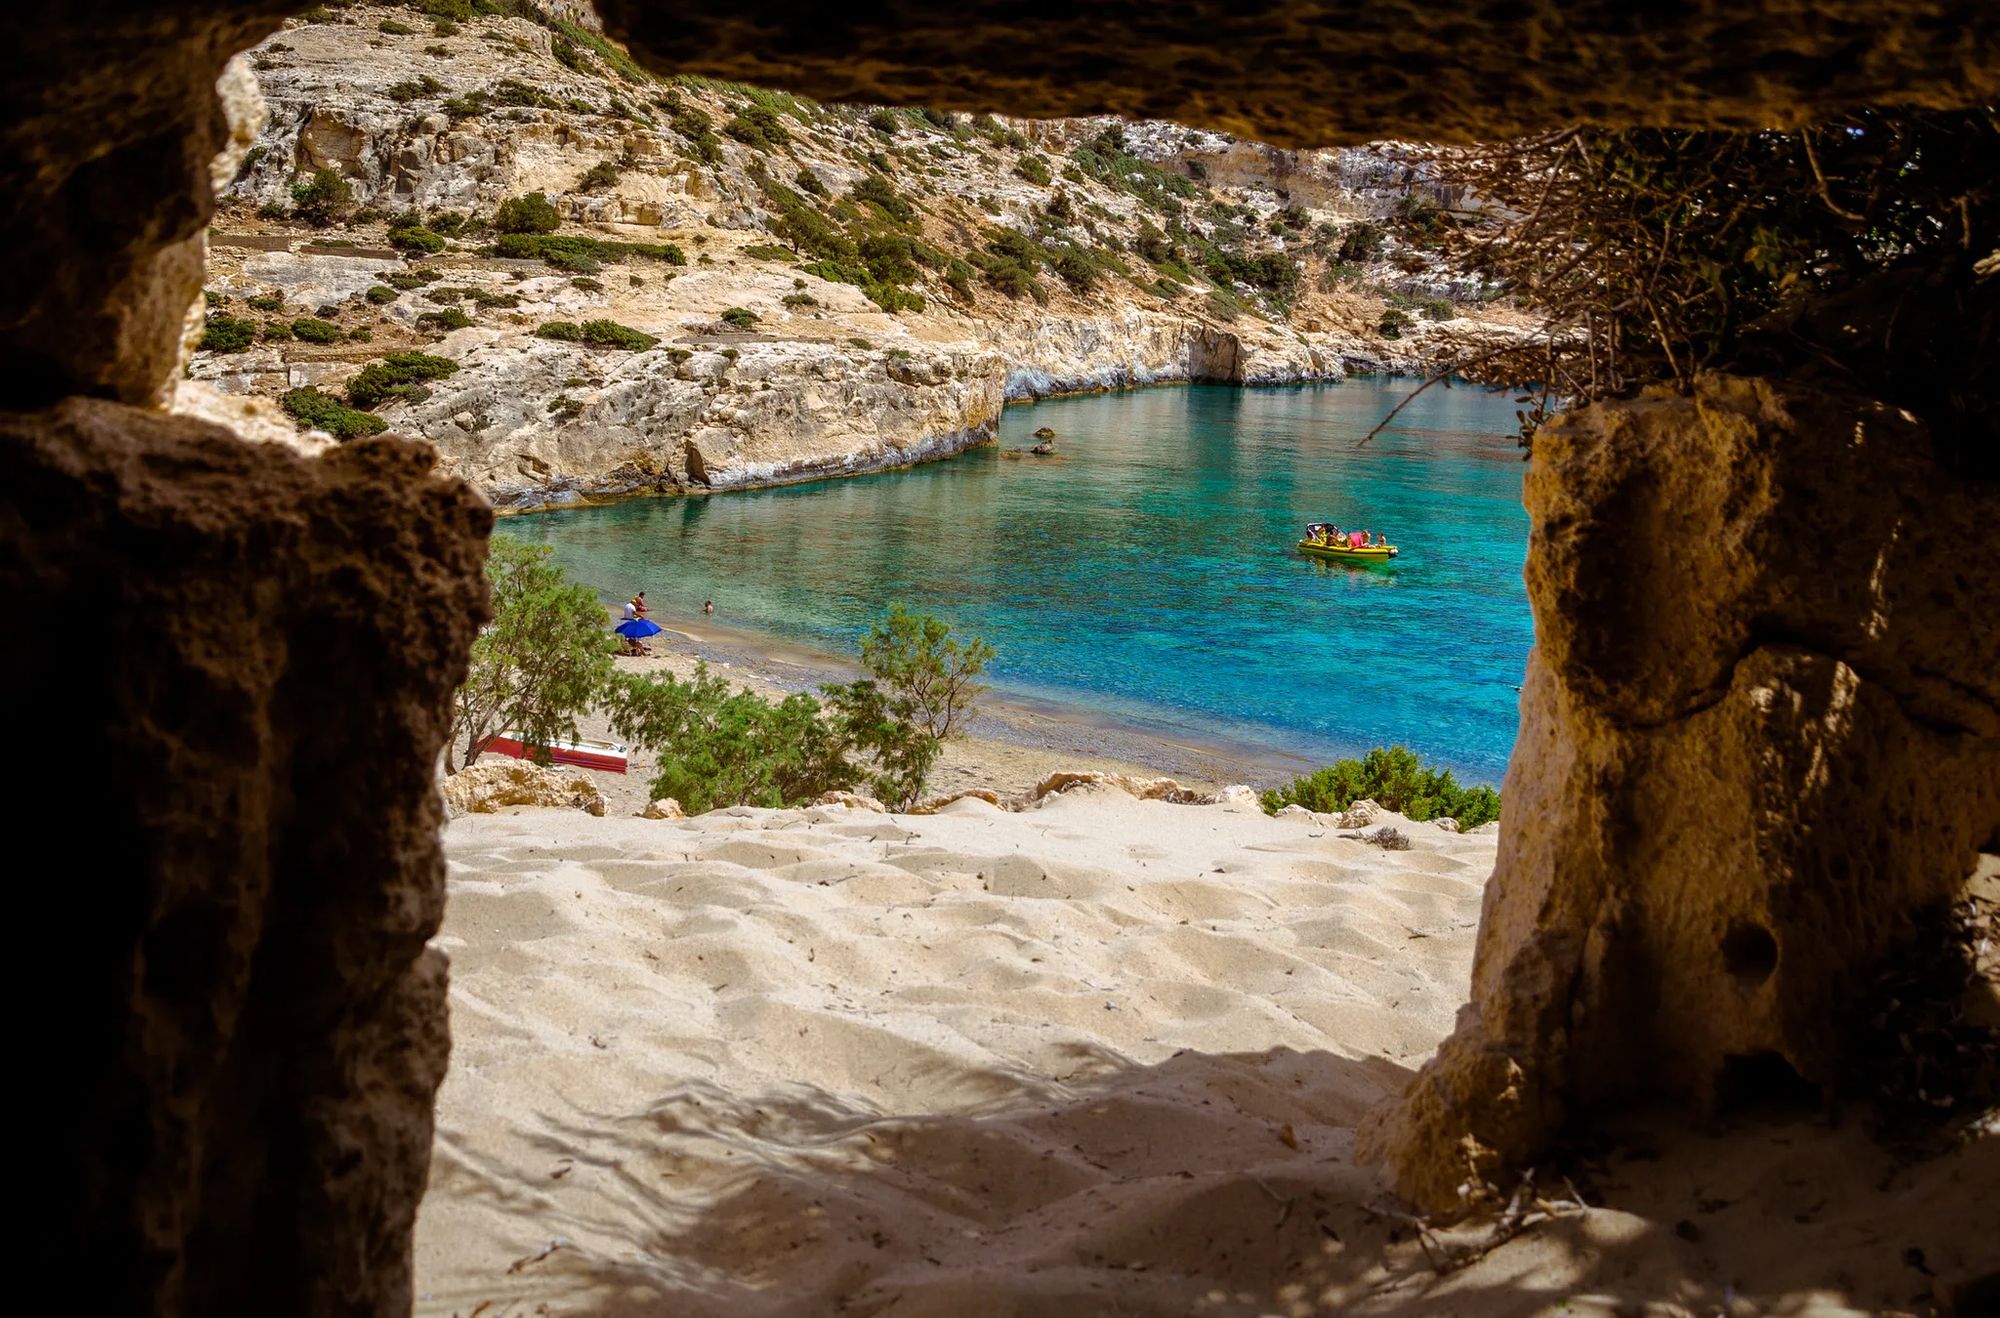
[478,731,629,774]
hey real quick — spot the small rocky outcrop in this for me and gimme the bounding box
[442,759,609,816]
[640,796,686,819]
[812,791,888,812]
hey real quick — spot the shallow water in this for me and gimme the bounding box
[507,379,1534,783]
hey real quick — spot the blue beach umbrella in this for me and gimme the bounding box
[615,617,663,639]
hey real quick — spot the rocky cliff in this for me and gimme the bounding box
[189,1,1526,506]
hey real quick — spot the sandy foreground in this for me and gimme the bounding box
[414,782,1996,1317]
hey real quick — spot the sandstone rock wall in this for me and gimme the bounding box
[1363,374,2000,1213]
[7,399,488,1311]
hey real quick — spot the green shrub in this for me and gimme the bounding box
[379,18,418,36]
[490,232,685,272]
[1378,307,1413,338]
[347,351,460,408]
[866,108,901,137]
[386,74,444,103]
[388,224,446,254]
[578,160,623,191]
[782,292,817,309]
[1013,153,1052,186]
[290,167,353,226]
[290,317,341,343]
[246,291,284,312]
[570,276,603,292]
[849,173,912,223]
[365,284,400,304]
[198,313,257,353]
[1418,296,1457,321]
[417,307,473,331]
[1259,746,1500,828]
[420,0,472,20]
[723,103,790,150]
[794,167,828,197]
[494,191,560,235]
[383,269,439,290]
[719,306,759,329]
[447,537,618,772]
[740,243,794,262]
[349,326,374,342]
[534,319,659,349]
[1337,221,1384,264]
[282,386,389,439]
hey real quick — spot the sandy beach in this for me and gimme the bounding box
[415,774,1996,1315]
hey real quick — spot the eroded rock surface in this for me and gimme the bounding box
[5,399,489,1311]
[443,759,610,816]
[597,0,2000,146]
[1363,375,2000,1214]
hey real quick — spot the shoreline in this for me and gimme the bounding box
[484,373,1434,517]
[568,610,1325,814]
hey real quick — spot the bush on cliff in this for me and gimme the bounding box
[289,316,341,343]
[495,190,560,235]
[535,319,659,350]
[281,386,389,439]
[1260,746,1500,827]
[446,537,618,773]
[290,166,354,226]
[388,224,447,254]
[347,351,460,409]
[198,313,257,353]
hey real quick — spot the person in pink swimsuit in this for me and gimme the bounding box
[1349,528,1367,549]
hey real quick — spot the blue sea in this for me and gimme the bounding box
[504,379,1534,784]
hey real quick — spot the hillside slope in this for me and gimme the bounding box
[190,0,1525,508]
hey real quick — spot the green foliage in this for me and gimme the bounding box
[383,268,439,290]
[740,243,795,262]
[1067,127,1199,212]
[535,319,660,349]
[549,17,653,83]
[858,604,992,744]
[490,232,685,272]
[447,537,618,772]
[1260,746,1501,828]
[849,173,912,223]
[198,313,257,353]
[494,191,560,235]
[782,292,817,308]
[724,103,790,151]
[1337,221,1384,264]
[386,74,444,103]
[866,108,901,137]
[1378,307,1413,338]
[578,160,624,190]
[289,167,353,226]
[417,307,473,331]
[290,316,341,343]
[719,306,759,329]
[378,18,418,36]
[347,351,460,408]
[1013,153,1052,186]
[1418,296,1457,321]
[365,284,400,304]
[388,224,447,254]
[246,291,284,312]
[281,386,389,439]
[793,166,828,197]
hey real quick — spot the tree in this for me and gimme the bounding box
[495,191,560,235]
[290,167,353,226]
[444,537,616,772]
[859,604,992,744]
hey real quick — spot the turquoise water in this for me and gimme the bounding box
[506,380,1534,783]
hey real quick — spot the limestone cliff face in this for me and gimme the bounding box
[193,6,1529,505]
[398,335,1001,509]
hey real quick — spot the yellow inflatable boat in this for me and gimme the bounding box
[1298,524,1398,562]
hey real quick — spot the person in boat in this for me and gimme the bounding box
[1372,531,1386,548]
[1349,528,1367,549]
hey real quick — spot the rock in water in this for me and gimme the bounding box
[443,760,608,817]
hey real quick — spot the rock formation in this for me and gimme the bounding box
[6,400,488,1311]
[442,759,609,816]
[1360,374,2000,1213]
[5,0,1998,1308]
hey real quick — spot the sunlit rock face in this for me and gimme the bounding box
[1360,375,2000,1214]
[596,0,2000,146]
